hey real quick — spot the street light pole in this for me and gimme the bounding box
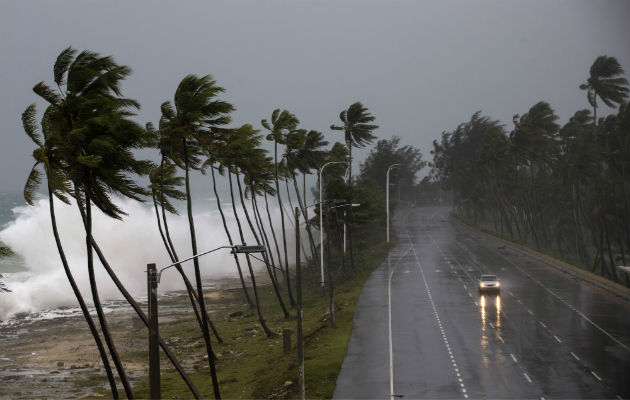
[343,165,350,253]
[386,164,401,243]
[319,161,346,289]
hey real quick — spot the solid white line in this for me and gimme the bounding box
[388,246,412,399]
[510,353,518,362]
[570,352,580,361]
[497,250,630,352]
[523,373,532,383]
[590,371,602,381]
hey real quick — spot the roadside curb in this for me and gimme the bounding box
[451,217,630,301]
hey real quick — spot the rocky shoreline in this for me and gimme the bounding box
[0,276,248,399]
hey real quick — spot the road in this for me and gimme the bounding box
[334,206,630,399]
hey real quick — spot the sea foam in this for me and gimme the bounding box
[0,195,292,321]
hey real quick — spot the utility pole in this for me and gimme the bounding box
[295,207,305,400]
[147,263,160,400]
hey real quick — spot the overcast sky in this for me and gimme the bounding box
[1,0,629,196]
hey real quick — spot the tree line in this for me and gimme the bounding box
[21,47,425,399]
[430,55,629,287]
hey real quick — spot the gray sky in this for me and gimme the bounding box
[1,0,629,195]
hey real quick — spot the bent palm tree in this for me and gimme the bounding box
[580,55,629,134]
[160,74,234,400]
[22,103,119,397]
[262,109,299,307]
[32,47,153,399]
[330,102,378,185]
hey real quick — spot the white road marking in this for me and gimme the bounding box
[410,246,469,398]
[498,336,504,343]
[497,250,630,352]
[388,246,412,400]
[539,321,547,328]
[553,335,562,343]
[590,371,602,381]
[489,322,495,328]
[527,310,534,316]
[510,353,518,362]
[523,372,532,383]
[570,352,580,361]
[463,284,467,289]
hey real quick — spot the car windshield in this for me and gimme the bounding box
[481,275,497,281]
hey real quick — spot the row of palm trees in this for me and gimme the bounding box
[22,46,379,399]
[431,55,629,285]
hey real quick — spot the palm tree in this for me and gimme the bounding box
[203,151,255,310]
[21,103,120,397]
[220,125,282,335]
[148,159,223,344]
[160,74,234,399]
[330,102,378,270]
[32,47,155,399]
[284,129,329,258]
[330,102,379,185]
[580,56,629,134]
[261,109,299,307]
[235,126,290,320]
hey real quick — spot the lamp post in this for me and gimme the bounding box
[319,161,347,289]
[386,164,401,243]
[148,244,265,400]
[343,165,350,253]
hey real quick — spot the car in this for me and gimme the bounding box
[478,274,500,295]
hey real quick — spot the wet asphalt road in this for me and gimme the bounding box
[334,206,630,399]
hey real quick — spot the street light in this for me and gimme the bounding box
[386,164,401,243]
[148,243,265,399]
[319,161,347,289]
[343,165,350,253]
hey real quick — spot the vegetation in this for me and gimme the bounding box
[21,46,426,398]
[429,55,630,287]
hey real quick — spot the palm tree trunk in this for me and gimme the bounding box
[228,171,276,337]
[264,191,282,284]
[84,192,134,399]
[183,144,221,399]
[210,166,254,309]
[285,177,309,259]
[252,195,277,276]
[292,171,316,259]
[48,186,119,398]
[275,141,295,306]
[153,192,222,343]
[235,176,289,319]
[75,198,201,398]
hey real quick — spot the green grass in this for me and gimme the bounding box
[127,233,393,399]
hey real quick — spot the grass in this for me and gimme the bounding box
[125,231,393,399]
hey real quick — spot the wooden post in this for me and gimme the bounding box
[283,328,292,353]
[147,263,160,399]
[296,207,305,400]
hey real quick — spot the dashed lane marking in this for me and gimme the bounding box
[527,310,534,316]
[570,352,580,361]
[539,321,547,328]
[523,372,532,383]
[510,354,518,362]
[553,335,562,343]
[411,246,469,399]
[591,371,602,381]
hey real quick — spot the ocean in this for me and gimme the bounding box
[0,190,295,323]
